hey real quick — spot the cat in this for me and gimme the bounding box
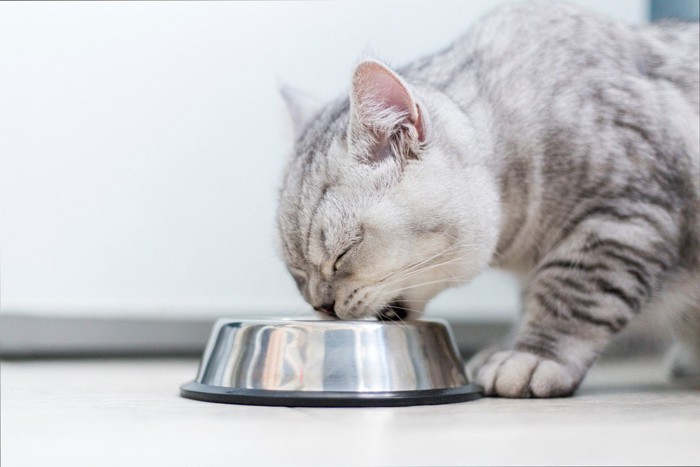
[276,0,700,397]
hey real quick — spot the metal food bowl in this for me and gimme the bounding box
[181,318,482,407]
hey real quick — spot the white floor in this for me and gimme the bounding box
[2,356,699,467]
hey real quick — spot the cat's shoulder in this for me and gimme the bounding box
[470,0,622,44]
[478,0,601,25]
[462,0,638,65]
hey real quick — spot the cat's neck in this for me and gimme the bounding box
[423,82,541,273]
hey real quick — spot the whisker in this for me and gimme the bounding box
[380,248,469,285]
[377,243,463,283]
[379,254,471,287]
[378,236,489,286]
[383,276,473,295]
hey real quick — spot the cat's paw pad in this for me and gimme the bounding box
[467,350,580,398]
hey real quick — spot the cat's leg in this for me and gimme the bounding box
[467,224,676,397]
[670,292,700,379]
[671,339,700,379]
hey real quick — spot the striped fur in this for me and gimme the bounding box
[276,1,700,397]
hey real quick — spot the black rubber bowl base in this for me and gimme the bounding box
[181,382,482,408]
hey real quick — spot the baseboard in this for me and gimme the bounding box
[0,313,669,360]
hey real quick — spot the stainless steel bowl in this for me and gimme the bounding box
[181,318,482,407]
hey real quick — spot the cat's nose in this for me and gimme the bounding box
[314,301,336,317]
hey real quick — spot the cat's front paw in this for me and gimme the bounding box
[467,350,581,398]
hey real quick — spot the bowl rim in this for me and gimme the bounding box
[211,317,452,327]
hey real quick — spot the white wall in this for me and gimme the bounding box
[0,1,646,319]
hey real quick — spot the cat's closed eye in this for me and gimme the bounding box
[333,235,364,273]
[333,246,352,272]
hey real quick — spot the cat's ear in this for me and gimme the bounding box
[349,59,426,154]
[280,85,323,138]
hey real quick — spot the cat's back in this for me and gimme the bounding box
[462,1,699,166]
[638,20,700,109]
[409,2,698,113]
[465,1,698,97]
[456,1,700,269]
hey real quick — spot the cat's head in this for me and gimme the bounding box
[277,60,500,320]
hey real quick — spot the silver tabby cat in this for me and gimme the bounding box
[276,1,700,397]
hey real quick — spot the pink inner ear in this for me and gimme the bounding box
[367,67,415,117]
[353,61,419,124]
